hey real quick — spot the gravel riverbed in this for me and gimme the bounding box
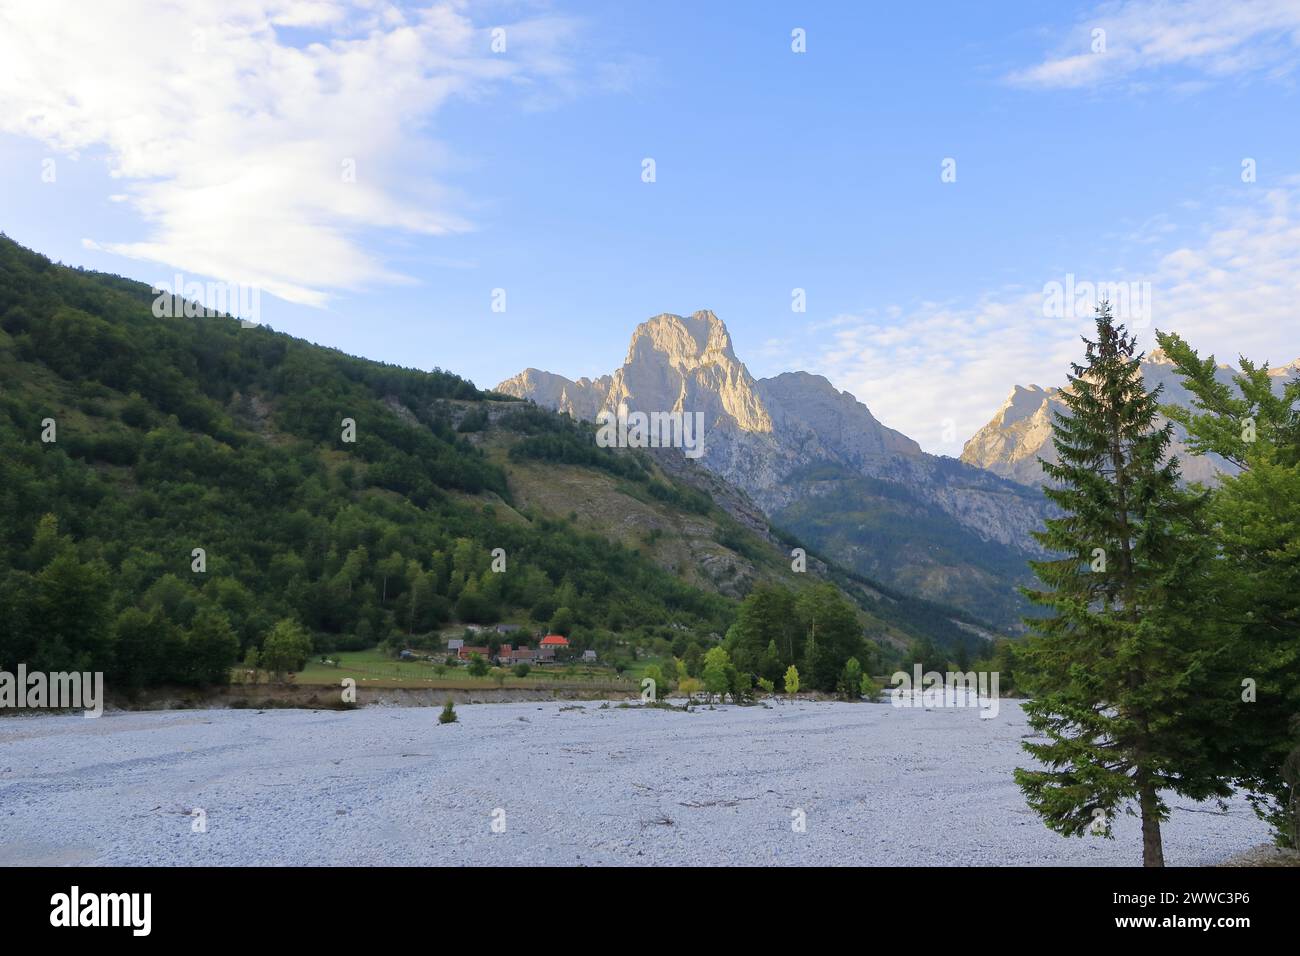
[0,699,1269,866]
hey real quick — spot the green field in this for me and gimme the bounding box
[248,648,638,691]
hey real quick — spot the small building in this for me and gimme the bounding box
[458,645,490,661]
[500,645,537,665]
[539,635,569,662]
[447,639,464,653]
[495,624,522,635]
[582,649,598,662]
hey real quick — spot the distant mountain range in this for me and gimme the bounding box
[499,311,1051,630]
[961,349,1300,487]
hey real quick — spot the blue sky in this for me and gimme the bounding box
[2,0,1299,453]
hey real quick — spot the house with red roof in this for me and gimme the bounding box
[536,634,570,662]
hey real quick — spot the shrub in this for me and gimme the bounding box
[727,664,750,703]
[839,657,864,700]
[439,697,457,724]
[784,665,800,696]
[860,673,882,701]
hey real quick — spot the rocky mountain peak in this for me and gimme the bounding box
[625,310,738,370]
[958,352,1280,487]
[995,384,1056,427]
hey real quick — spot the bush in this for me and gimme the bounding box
[439,697,457,724]
[512,662,531,678]
[727,664,750,703]
[839,657,864,700]
[784,665,800,696]
[860,673,882,701]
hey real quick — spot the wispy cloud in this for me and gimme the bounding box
[799,181,1300,456]
[1007,0,1300,90]
[0,0,589,305]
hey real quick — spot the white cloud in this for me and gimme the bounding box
[0,0,584,305]
[1154,185,1300,361]
[801,182,1300,456]
[1007,0,1300,90]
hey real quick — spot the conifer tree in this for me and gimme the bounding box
[1014,303,1231,867]
[1156,330,1300,845]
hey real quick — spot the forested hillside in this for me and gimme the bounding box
[0,235,996,694]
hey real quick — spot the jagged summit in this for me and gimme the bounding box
[626,311,738,369]
[957,352,1300,487]
[496,310,929,456]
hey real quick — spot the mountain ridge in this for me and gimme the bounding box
[960,348,1300,487]
[498,310,1050,628]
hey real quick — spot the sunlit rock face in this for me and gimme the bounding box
[959,349,1300,489]
[498,310,933,510]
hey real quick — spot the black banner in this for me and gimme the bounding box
[2,865,1287,940]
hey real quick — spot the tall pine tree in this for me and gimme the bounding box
[1015,303,1231,867]
[1156,329,1300,846]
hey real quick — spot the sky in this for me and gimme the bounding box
[1,0,1299,455]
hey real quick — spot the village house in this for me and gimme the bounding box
[536,634,569,663]
[497,644,538,665]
